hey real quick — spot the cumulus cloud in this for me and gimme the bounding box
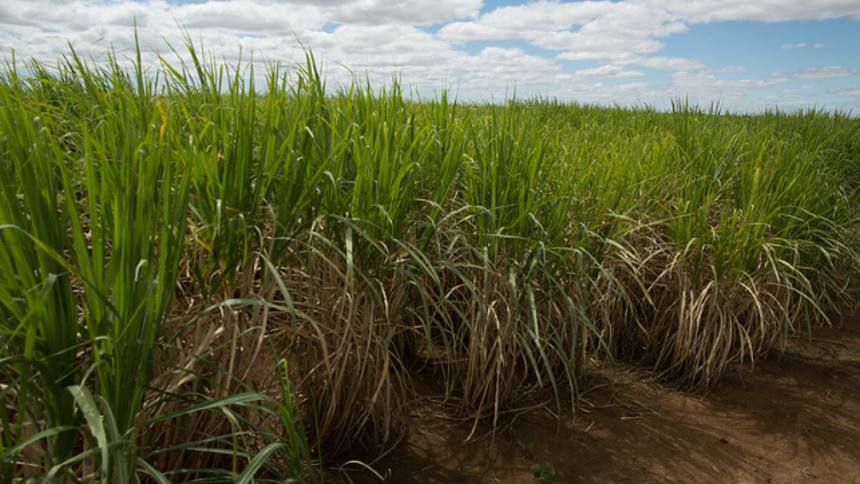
[439,1,687,61]
[0,0,858,110]
[0,0,490,94]
[438,0,855,63]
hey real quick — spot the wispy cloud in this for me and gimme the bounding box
[786,66,856,79]
[781,42,825,49]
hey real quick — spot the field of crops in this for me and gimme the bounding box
[1,42,858,482]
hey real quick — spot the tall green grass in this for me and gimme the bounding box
[0,39,857,480]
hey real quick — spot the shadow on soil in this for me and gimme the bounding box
[345,317,860,483]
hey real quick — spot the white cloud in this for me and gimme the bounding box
[673,71,787,90]
[438,0,856,64]
[615,81,650,92]
[663,70,790,110]
[837,88,860,97]
[0,0,858,111]
[439,1,686,62]
[330,0,482,26]
[782,42,826,49]
[639,0,860,23]
[437,2,619,41]
[620,56,705,71]
[572,64,644,79]
[786,66,857,79]
[557,53,705,72]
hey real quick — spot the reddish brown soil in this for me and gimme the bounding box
[345,315,860,483]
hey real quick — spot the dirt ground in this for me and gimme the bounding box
[345,312,860,483]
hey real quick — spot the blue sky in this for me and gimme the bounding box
[1,0,859,112]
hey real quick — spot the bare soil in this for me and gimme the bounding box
[346,313,860,483]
